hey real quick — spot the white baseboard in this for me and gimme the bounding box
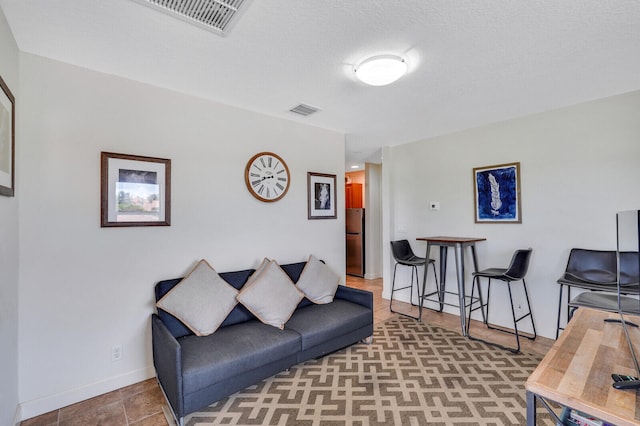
[19,366,155,422]
[363,272,381,280]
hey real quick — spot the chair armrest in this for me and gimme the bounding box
[335,285,373,310]
[152,314,184,420]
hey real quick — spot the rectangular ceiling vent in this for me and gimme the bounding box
[289,104,320,117]
[133,0,251,36]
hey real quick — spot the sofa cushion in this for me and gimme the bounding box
[280,261,314,309]
[237,259,304,329]
[295,255,340,304]
[280,261,306,282]
[179,320,301,395]
[155,268,256,338]
[156,260,238,336]
[219,269,257,290]
[155,278,192,338]
[285,299,372,350]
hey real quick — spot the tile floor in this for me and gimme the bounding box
[20,378,168,426]
[21,276,554,425]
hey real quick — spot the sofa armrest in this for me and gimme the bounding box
[152,314,184,421]
[334,285,373,310]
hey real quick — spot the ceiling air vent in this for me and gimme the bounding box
[289,104,320,117]
[133,0,251,35]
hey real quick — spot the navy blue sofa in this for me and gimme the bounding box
[151,261,374,425]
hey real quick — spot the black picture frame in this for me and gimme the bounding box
[307,172,337,220]
[0,74,15,197]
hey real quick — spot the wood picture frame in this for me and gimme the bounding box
[307,172,337,219]
[101,152,171,227]
[0,74,15,197]
[473,162,521,223]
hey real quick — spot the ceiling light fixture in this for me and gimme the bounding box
[354,55,408,86]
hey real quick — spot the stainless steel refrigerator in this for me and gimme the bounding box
[346,208,365,277]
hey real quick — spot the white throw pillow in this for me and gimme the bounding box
[156,259,238,336]
[237,259,304,329]
[296,255,340,304]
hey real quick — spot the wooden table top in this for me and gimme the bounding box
[526,308,640,426]
[416,236,487,244]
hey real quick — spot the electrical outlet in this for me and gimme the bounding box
[111,344,122,362]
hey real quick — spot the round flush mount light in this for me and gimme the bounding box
[354,55,408,86]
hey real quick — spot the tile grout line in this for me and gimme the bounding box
[120,389,129,426]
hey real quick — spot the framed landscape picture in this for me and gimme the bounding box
[307,172,337,219]
[101,152,171,227]
[473,162,521,223]
[0,74,15,197]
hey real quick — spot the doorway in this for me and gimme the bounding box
[346,164,382,279]
[346,171,365,276]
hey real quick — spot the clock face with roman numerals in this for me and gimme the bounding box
[244,152,290,202]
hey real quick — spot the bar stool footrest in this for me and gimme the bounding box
[468,335,520,354]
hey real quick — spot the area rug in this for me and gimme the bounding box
[184,316,553,425]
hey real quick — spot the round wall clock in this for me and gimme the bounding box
[244,152,291,202]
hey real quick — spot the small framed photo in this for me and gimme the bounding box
[0,74,15,197]
[101,152,171,227]
[473,162,521,223]
[307,172,337,220]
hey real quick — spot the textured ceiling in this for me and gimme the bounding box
[2,0,639,166]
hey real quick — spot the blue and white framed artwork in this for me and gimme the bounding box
[473,162,521,223]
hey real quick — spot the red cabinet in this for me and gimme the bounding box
[345,183,363,208]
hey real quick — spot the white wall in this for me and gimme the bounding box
[385,90,640,339]
[17,53,345,419]
[0,5,20,426]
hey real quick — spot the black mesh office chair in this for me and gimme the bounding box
[467,248,536,353]
[390,240,438,320]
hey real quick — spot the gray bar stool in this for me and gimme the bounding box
[390,240,438,320]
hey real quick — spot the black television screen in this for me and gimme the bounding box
[613,210,640,390]
[617,210,640,291]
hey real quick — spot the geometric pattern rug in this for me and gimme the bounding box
[184,316,554,425]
